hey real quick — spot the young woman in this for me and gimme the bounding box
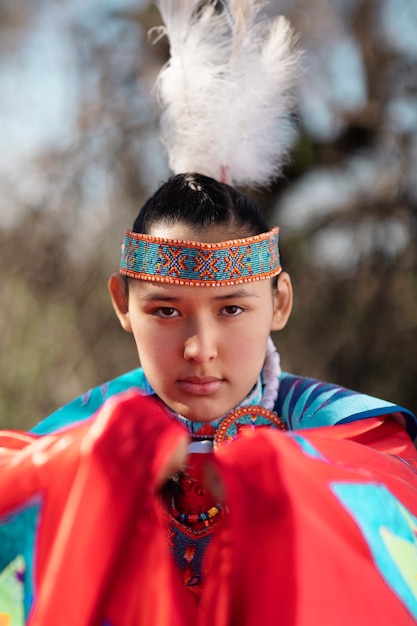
[2,172,414,625]
[2,2,417,622]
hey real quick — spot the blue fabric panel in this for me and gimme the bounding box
[0,495,43,617]
[276,372,417,439]
[331,481,417,621]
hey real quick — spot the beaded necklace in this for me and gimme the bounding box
[169,498,222,527]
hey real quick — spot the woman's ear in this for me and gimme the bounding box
[271,272,293,331]
[108,273,133,333]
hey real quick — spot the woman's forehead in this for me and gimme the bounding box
[129,278,272,302]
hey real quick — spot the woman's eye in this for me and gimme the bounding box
[155,307,179,318]
[222,305,243,316]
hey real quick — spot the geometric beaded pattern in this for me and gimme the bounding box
[213,405,287,449]
[120,227,281,286]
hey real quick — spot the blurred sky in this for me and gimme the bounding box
[0,0,145,154]
[0,0,160,231]
[1,0,417,160]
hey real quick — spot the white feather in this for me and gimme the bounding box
[154,0,299,188]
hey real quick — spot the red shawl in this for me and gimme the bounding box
[0,391,416,625]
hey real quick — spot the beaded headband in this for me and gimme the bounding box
[120,227,281,287]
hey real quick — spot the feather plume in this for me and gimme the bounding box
[154,0,300,188]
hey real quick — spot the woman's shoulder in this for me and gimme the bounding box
[277,372,417,440]
[31,368,148,435]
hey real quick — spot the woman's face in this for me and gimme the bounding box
[110,222,292,422]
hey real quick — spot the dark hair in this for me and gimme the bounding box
[132,173,269,237]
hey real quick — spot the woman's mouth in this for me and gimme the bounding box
[177,376,223,396]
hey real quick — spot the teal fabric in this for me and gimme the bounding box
[276,372,417,439]
[0,495,43,618]
[32,368,149,435]
[331,481,417,621]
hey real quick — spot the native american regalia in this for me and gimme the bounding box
[3,2,417,624]
[1,367,416,625]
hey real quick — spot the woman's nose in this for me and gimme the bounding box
[183,327,218,363]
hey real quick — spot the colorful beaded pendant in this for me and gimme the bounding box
[214,405,287,448]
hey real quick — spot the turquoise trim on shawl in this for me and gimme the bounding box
[31,369,150,435]
[32,367,417,441]
[275,372,417,440]
[0,495,43,618]
[330,481,417,621]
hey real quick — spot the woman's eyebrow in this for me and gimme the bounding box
[140,292,180,302]
[138,288,259,302]
[212,289,259,300]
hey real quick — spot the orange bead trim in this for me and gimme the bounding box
[120,267,282,287]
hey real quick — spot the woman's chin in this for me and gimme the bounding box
[178,409,223,423]
[169,401,226,423]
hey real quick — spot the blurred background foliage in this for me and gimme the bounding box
[0,0,416,429]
